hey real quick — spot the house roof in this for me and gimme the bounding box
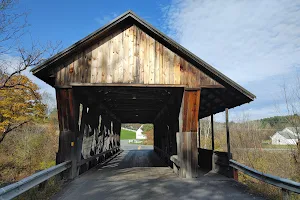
[278,130,298,140]
[30,10,255,101]
[285,127,300,134]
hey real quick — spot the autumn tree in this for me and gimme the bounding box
[0,0,60,143]
[0,74,46,143]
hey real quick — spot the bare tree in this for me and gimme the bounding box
[41,91,56,115]
[199,117,211,149]
[280,74,300,167]
[0,0,61,90]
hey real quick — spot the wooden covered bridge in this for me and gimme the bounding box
[31,11,255,180]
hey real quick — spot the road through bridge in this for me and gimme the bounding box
[53,141,263,200]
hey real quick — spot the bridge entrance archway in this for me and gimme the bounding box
[73,85,183,166]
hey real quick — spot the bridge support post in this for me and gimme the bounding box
[177,89,200,178]
[55,88,79,180]
[176,131,198,178]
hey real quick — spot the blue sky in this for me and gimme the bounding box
[17,0,300,121]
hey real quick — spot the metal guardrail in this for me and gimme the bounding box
[229,159,300,195]
[0,147,121,200]
[0,161,71,200]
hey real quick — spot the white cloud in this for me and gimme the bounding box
[163,0,300,84]
[164,0,300,120]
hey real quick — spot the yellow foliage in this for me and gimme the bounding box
[0,75,46,135]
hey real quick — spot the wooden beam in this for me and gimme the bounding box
[197,119,200,148]
[211,114,214,150]
[112,108,160,111]
[54,85,73,89]
[225,108,231,157]
[70,83,186,88]
[179,89,201,132]
[55,88,78,179]
[184,85,225,90]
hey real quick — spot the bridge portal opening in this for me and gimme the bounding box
[70,86,183,170]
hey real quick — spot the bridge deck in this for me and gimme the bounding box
[53,142,264,200]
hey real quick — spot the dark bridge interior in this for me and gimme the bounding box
[72,85,248,123]
[73,86,184,123]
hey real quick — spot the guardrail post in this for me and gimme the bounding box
[281,188,290,200]
[233,169,238,181]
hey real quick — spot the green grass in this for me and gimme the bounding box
[262,144,297,149]
[120,129,136,140]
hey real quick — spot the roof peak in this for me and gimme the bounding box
[31,10,255,101]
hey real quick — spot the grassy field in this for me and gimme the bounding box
[120,129,136,140]
[262,144,297,149]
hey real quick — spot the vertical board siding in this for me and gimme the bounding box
[91,44,99,83]
[138,29,144,83]
[128,26,134,83]
[123,28,129,83]
[55,25,221,88]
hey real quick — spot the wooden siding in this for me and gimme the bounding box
[55,25,221,88]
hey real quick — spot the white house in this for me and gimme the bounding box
[271,127,299,145]
[136,125,147,140]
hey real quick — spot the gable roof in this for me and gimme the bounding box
[285,127,300,134]
[31,10,255,101]
[278,130,298,140]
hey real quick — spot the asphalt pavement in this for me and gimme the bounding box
[52,140,264,200]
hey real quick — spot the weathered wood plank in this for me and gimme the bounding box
[107,35,113,83]
[56,64,62,85]
[143,33,149,84]
[162,46,170,84]
[73,55,79,83]
[180,90,200,132]
[91,44,99,83]
[78,52,84,83]
[179,58,187,86]
[190,90,200,131]
[169,49,174,84]
[148,36,155,84]
[117,29,124,83]
[132,26,137,83]
[123,27,129,83]
[135,26,140,83]
[154,41,160,84]
[112,33,119,83]
[83,47,92,83]
[53,25,222,88]
[138,30,145,83]
[96,43,102,83]
[70,83,186,87]
[61,64,66,85]
[128,26,134,83]
[174,54,180,84]
[159,43,163,84]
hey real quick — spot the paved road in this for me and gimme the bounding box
[53,141,264,200]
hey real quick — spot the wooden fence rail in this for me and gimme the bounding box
[77,147,120,166]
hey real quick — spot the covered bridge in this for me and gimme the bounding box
[31,11,255,179]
